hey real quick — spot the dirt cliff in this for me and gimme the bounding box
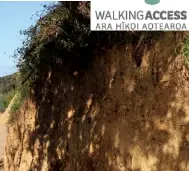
[4,32,189,171]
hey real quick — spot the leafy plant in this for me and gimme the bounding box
[0,73,18,94]
[7,82,30,124]
[183,36,189,69]
[0,92,15,113]
[8,2,163,124]
[0,73,19,112]
[13,2,144,85]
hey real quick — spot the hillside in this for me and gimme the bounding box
[4,32,189,171]
[2,2,189,171]
[0,73,17,94]
[0,73,18,113]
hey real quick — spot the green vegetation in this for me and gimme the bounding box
[0,74,18,112]
[14,2,155,85]
[0,73,17,94]
[8,2,163,123]
[0,71,29,124]
[0,90,16,112]
[14,2,92,84]
[8,82,29,124]
[183,36,189,69]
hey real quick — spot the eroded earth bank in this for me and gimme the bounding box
[4,32,189,171]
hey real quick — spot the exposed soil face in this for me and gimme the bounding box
[4,32,189,171]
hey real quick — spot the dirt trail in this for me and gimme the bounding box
[0,123,6,171]
[0,96,16,170]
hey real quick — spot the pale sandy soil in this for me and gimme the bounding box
[0,96,16,170]
[0,124,6,170]
[0,115,6,171]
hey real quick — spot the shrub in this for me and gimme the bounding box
[9,2,163,123]
[0,89,16,113]
[183,36,189,69]
[7,82,30,124]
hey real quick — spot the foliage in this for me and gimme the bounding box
[183,36,189,69]
[14,2,150,85]
[0,71,29,123]
[0,73,18,112]
[7,82,30,124]
[7,92,22,124]
[0,73,18,94]
[9,2,163,121]
[0,90,16,112]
